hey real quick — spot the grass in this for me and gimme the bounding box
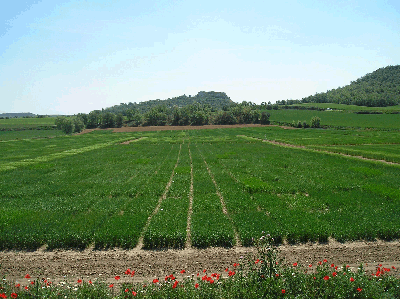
[285,102,400,112]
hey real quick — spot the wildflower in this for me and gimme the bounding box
[30,281,34,285]
[114,276,120,281]
[195,283,199,289]
[228,271,235,277]
[332,272,337,277]
[323,259,328,263]
[209,279,214,284]
[308,264,312,267]
[225,268,228,272]
[180,269,186,274]
[125,288,129,292]
[233,263,239,267]
[275,273,280,277]
[357,288,362,292]
[331,263,335,268]
[255,259,260,264]
[88,280,92,284]
[132,291,137,296]
[293,262,298,267]
[350,277,355,282]
[77,279,82,284]
[153,279,159,283]
[25,275,31,279]
[0,294,6,299]
[202,275,208,281]
[203,269,207,273]
[323,276,329,280]
[282,289,286,294]
[318,261,322,265]
[109,284,114,288]
[392,266,396,269]
[125,269,131,275]
[24,287,28,290]
[172,281,178,289]
[11,294,18,299]
[15,284,20,288]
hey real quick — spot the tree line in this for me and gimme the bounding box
[55,102,271,134]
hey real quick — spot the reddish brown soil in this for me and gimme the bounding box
[1,241,399,285]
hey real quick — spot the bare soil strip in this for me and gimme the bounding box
[198,149,242,247]
[239,135,400,166]
[135,143,182,249]
[120,137,145,145]
[1,240,399,284]
[185,144,194,248]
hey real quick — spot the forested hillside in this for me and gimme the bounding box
[291,65,400,107]
[103,91,234,114]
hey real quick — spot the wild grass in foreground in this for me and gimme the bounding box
[1,234,399,299]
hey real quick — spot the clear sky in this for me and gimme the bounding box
[1,0,399,115]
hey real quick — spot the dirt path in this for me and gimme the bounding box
[1,240,399,285]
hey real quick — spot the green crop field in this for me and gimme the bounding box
[268,109,400,129]
[1,124,399,251]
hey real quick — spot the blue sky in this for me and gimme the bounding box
[1,0,399,115]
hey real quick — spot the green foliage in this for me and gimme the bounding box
[299,65,400,107]
[311,116,321,128]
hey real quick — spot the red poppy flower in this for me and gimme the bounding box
[323,259,328,263]
[172,281,178,289]
[130,271,135,277]
[132,291,137,296]
[255,259,260,264]
[293,262,298,267]
[114,276,120,281]
[25,274,31,279]
[180,270,185,274]
[275,273,280,277]
[15,284,20,288]
[77,279,82,284]
[308,264,312,267]
[225,268,228,272]
[209,279,214,284]
[203,269,207,273]
[331,263,335,267]
[195,283,199,288]
[30,281,35,285]
[350,277,355,282]
[282,289,286,294]
[202,275,208,281]
[124,288,129,292]
[228,271,235,276]
[11,293,18,299]
[323,276,329,280]
[357,288,362,292]
[392,266,396,269]
[109,284,114,288]
[0,294,6,299]
[233,263,239,267]
[153,279,159,283]
[88,280,92,284]
[24,287,28,290]
[125,269,131,275]
[332,272,337,277]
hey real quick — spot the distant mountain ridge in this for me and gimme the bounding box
[103,91,234,114]
[298,65,400,107]
[0,112,36,118]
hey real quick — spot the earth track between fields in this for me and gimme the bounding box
[135,143,182,249]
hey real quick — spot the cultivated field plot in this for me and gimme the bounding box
[269,109,400,129]
[0,127,399,250]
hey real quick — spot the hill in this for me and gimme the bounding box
[295,65,400,107]
[104,91,234,114]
